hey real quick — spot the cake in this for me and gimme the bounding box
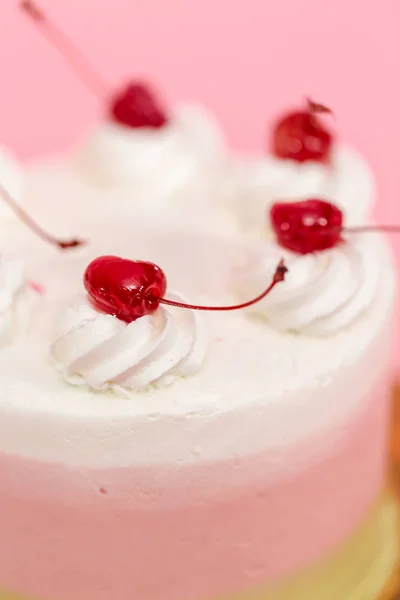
[0,3,396,600]
[0,115,398,600]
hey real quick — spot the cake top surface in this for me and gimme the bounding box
[0,175,394,466]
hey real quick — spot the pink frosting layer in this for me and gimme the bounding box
[0,378,390,600]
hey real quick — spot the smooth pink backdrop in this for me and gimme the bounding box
[1,0,400,233]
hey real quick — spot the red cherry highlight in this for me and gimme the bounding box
[110,82,169,129]
[272,98,333,163]
[20,1,109,100]
[84,256,288,323]
[270,199,400,255]
[0,184,84,251]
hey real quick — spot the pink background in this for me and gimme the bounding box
[1,0,400,239]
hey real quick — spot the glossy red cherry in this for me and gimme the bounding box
[270,200,343,254]
[84,256,288,323]
[270,199,400,255]
[110,82,169,129]
[272,99,333,163]
[84,257,167,322]
[0,183,84,251]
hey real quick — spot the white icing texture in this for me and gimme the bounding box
[225,145,375,233]
[0,212,395,467]
[0,256,35,347]
[51,293,207,395]
[76,104,225,203]
[233,234,382,336]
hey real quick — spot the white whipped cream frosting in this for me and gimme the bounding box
[51,293,207,395]
[233,233,383,336]
[0,256,36,347]
[0,146,24,217]
[77,104,225,202]
[224,145,375,233]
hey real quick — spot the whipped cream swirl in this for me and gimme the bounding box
[51,293,207,395]
[225,144,375,233]
[0,256,35,347]
[233,235,381,336]
[77,104,225,203]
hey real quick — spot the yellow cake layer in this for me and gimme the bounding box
[0,493,398,600]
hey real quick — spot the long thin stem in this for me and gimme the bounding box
[20,1,109,100]
[345,225,400,234]
[159,260,288,312]
[0,184,84,250]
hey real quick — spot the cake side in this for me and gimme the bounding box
[0,371,392,600]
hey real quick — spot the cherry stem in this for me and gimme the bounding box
[20,1,109,101]
[307,97,332,115]
[158,259,288,312]
[306,97,335,124]
[345,225,400,234]
[0,184,85,250]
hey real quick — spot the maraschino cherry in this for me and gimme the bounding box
[110,82,168,129]
[84,255,288,322]
[270,199,400,255]
[21,1,170,130]
[272,98,333,163]
[0,183,83,250]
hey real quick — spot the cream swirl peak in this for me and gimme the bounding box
[225,145,375,233]
[232,234,382,336]
[0,256,36,347]
[76,105,225,198]
[51,293,207,395]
